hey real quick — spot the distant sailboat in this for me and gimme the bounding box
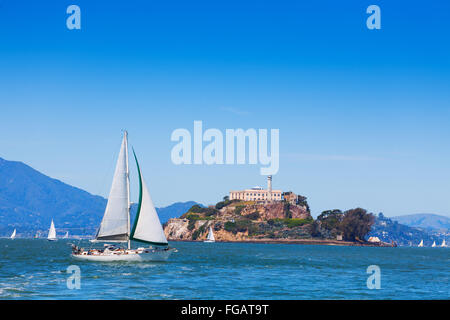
[431,241,436,247]
[204,226,215,243]
[441,239,446,247]
[71,131,176,262]
[10,229,16,240]
[418,239,424,247]
[63,231,69,239]
[47,219,57,241]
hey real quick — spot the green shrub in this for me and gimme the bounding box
[215,200,230,210]
[185,213,214,221]
[187,219,196,231]
[188,205,204,213]
[271,218,313,228]
[186,213,200,220]
[224,221,236,232]
[234,205,245,215]
[224,219,255,234]
[187,205,218,217]
[203,207,219,216]
[192,224,206,240]
[283,203,291,218]
[246,211,260,220]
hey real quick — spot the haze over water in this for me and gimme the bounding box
[0,239,448,299]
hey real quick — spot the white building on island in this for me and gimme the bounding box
[229,175,282,202]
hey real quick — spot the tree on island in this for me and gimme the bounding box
[215,196,233,210]
[340,208,375,242]
[317,209,343,231]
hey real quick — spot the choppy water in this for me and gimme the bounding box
[0,239,448,299]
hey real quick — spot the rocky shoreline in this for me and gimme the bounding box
[168,238,394,247]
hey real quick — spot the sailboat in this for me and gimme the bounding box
[441,239,446,247]
[418,239,424,247]
[47,219,57,241]
[10,229,16,240]
[204,226,215,243]
[63,231,69,239]
[71,131,175,262]
[431,241,436,247]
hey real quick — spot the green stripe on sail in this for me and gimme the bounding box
[129,149,168,246]
[129,149,143,241]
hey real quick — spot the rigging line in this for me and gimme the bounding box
[94,132,124,200]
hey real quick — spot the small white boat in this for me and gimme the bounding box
[71,131,176,262]
[47,219,57,241]
[204,226,215,243]
[441,239,446,247]
[418,239,424,247]
[63,231,69,239]
[431,241,436,247]
[10,229,16,240]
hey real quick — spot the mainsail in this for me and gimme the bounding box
[48,220,57,240]
[63,231,69,239]
[96,132,130,241]
[432,241,436,247]
[441,239,446,247]
[130,150,168,246]
[10,229,16,239]
[418,240,424,247]
[207,227,215,242]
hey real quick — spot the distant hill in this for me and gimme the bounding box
[157,201,201,224]
[368,213,447,246]
[391,214,450,231]
[0,157,200,237]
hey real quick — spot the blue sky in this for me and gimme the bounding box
[0,1,449,217]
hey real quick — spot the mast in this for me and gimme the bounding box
[124,131,131,250]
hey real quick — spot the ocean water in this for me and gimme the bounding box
[0,239,448,300]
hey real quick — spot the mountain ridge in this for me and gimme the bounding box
[0,156,199,237]
[391,213,450,231]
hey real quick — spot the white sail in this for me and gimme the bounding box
[418,239,424,247]
[48,219,57,240]
[130,152,168,245]
[207,226,215,242]
[63,231,69,239]
[441,239,446,247]
[96,132,130,241]
[432,241,436,247]
[10,229,16,239]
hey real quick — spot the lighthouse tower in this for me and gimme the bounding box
[267,175,272,202]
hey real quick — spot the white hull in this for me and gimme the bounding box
[204,240,215,243]
[47,238,57,241]
[72,248,174,262]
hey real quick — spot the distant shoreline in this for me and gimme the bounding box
[168,238,394,247]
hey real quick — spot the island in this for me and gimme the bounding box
[164,176,394,247]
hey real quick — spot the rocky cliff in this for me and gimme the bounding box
[164,200,313,242]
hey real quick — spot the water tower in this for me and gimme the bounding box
[267,175,272,202]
